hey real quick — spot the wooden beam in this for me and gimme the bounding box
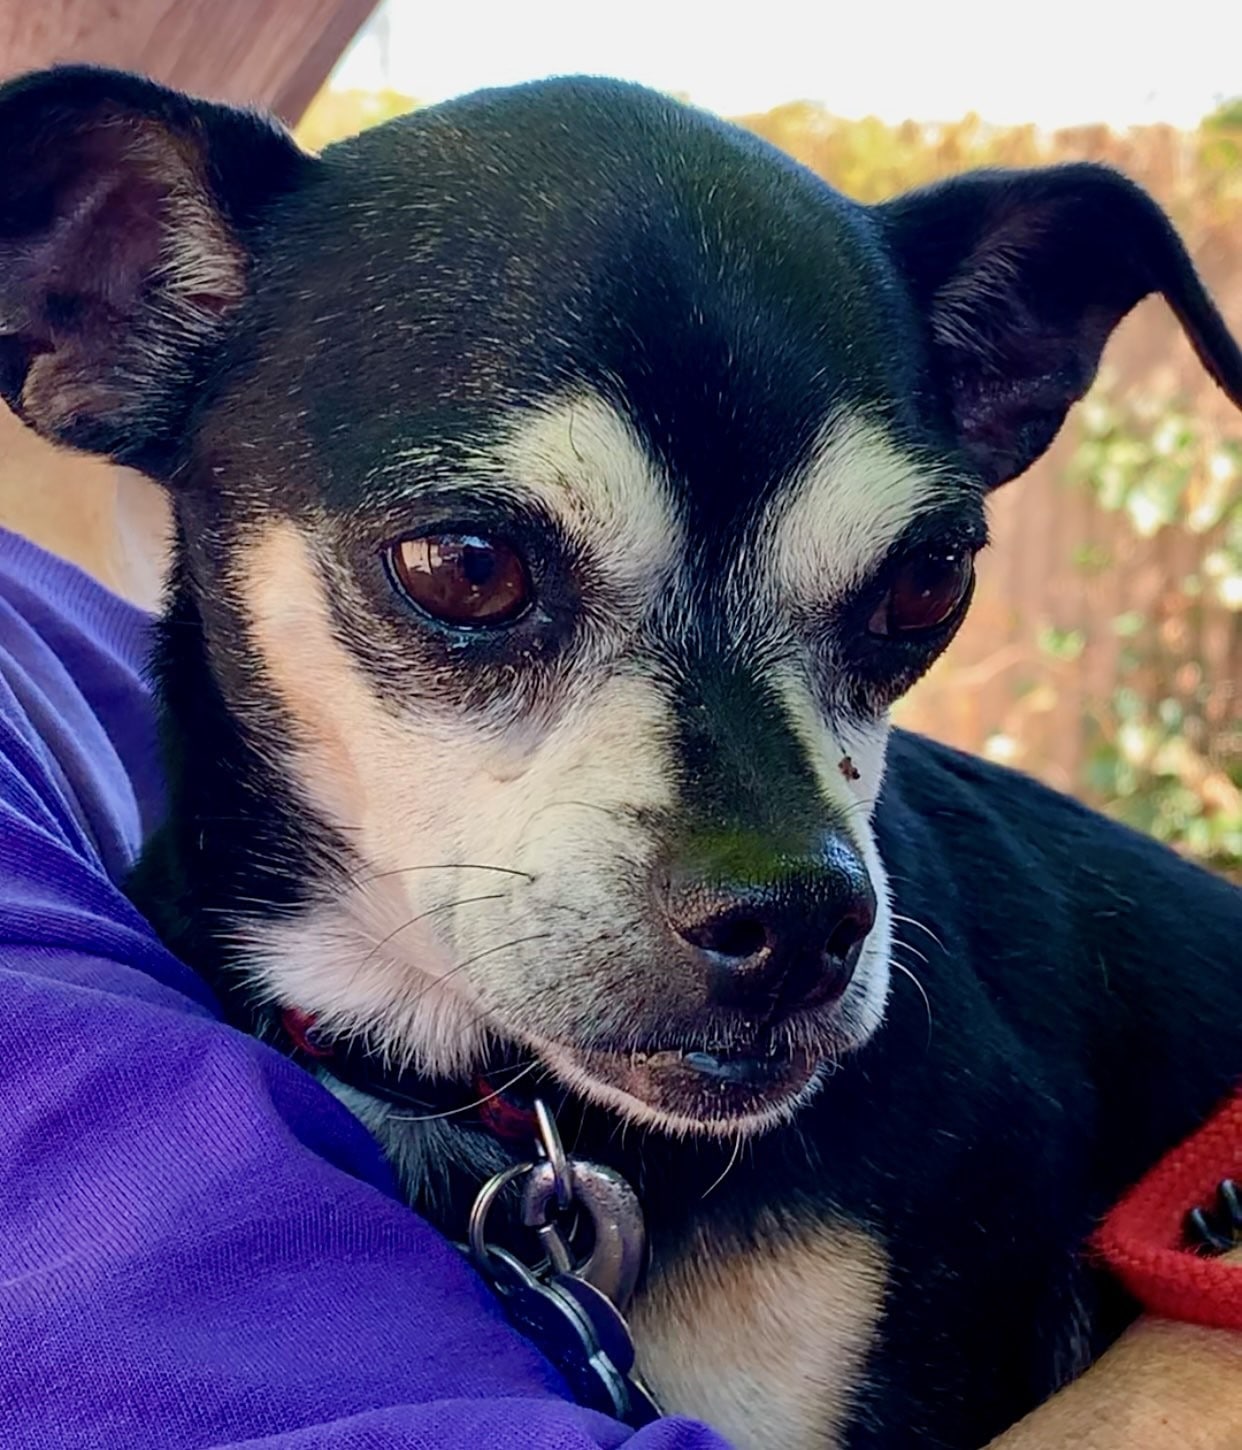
[0,0,380,121]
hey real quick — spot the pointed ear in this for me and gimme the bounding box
[876,164,1242,488]
[0,66,311,467]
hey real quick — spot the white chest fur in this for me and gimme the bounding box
[629,1213,886,1450]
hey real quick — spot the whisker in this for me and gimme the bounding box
[891,936,929,967]
[357,892,508,972]
[189,814,363,829]
[891,912,945,953]
[359,933,558,1075]
[701,1133,745,1200]
[357,862,535,886]
[523,798,629,829]
[403,932,555,1013]
[553,1086,575,1150]
[385,1060,540,1124]
[891,958,934,1049]
[424,955,595,1058]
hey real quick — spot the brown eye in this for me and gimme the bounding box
[388,533,532,627]
[869,549,974,637]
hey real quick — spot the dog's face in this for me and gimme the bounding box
[185,88,990,1137]
[3,70,1239,1139]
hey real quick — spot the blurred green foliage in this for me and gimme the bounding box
[1067,378,1240,876]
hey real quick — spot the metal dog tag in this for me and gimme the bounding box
[548,1270,663,1425]
[521,1156,647,1310]
[484,1243,658,1423]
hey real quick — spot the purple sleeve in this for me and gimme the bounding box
[0,527,729,1450]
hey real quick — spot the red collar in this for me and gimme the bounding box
[280,1007,541,1145]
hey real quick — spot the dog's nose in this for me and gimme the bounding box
[664,838,877,1017]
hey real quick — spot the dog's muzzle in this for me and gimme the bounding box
[662,832,877,1020]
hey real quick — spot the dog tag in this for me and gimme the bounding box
[521,1156,647,1311]
[484,1244,657,1424]
[548,1270,663,1425]
[465,1100,663,1426]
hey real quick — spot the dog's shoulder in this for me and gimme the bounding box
[881,726,1238,928]
[878,727,1240,1186]
[879,726,1239,1024]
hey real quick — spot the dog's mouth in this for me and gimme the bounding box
[284,1004,824,1138]
[532,1035,824,1134]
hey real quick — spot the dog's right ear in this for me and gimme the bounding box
[877,165,1242,490]
[0,66,311,467]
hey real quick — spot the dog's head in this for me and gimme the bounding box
[3,68,1239,1139]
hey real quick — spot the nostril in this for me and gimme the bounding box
[824,910,871,964]
[681,914,768,960]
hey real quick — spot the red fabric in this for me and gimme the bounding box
[280,1007,334,1060]
[1094,1090,1242,1329]
[476,1076,540,1143]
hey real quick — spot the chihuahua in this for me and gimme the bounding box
[2,65,1241,1450]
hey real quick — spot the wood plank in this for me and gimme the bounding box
[0,0,379,121]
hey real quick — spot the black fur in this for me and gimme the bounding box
[3,66,1241,1450]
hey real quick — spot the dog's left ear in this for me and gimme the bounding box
[0,65,311,467]
[878,164,1242,488]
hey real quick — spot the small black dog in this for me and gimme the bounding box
[2,65,1240,1450]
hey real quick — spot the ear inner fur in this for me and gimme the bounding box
[877,164,1242,487]
[0,66,307,465]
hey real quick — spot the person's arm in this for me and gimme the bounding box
[987,1295,1242,1450]
[0,526,731,1450]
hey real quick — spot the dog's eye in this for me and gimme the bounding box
[387,534,532,627]
[869,548,973,637]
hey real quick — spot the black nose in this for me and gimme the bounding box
[665,839,876,1017]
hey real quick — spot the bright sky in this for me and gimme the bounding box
[334,0,1242,129]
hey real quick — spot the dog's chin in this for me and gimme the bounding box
[537,1038,827,1139]
[511,956,891,1139]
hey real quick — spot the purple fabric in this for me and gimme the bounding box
[0,527,730,1449]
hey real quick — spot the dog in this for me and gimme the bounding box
[2,64,1240,1450]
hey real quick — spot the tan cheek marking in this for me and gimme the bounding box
[630,1217,886,1450]
[234,523,502,1066]
[238,522,397,843]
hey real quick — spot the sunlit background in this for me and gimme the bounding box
[298,0,1242,878]
[333,0,1238,130]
